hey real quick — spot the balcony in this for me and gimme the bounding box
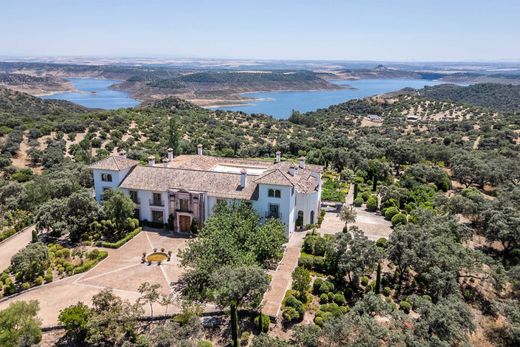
[149,199,164,207]
[265,212,282,220]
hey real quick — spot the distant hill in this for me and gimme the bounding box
[0,87,87,116]
[417,83,520,112]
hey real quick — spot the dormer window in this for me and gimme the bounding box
[268,189,281,198]
[101,173,113,182]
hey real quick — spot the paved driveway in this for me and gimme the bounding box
[319,207,392,240]
[0,229,189,326]
[0,225,33,271]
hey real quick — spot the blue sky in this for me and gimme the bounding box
[1,0,519,61]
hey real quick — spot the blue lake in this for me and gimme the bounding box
[42,78,140,109]
[213,79,444,119]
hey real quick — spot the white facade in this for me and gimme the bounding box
[90,154,322,235]
[92,167,133,202]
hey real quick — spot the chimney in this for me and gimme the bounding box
[275,151,281,163]
[299,156,306,169]
[197,144,203,156]
[289,165,296,176]
[240,169,247,188]
[167,148,174,161]
[148,155,155,166]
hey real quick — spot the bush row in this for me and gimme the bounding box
[96,228,141,249]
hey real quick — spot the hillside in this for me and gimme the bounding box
[0,87,87,116]
[417,83,520,112]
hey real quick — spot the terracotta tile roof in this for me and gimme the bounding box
[119,166,259,200]
[93,154,322,198]
[88,156,138,171]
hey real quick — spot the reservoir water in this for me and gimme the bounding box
[42,78,139,109]
[213,79,443,119]
[42,77,442,117]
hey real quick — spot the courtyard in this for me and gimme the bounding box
[0,229,189,326]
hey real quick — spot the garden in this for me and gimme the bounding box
[0,242,107,298]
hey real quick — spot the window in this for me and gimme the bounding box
[101,173,112,182]
[152,210,164,224]
[268,204,280,218]
[151,193,163,206]
[310,211,315,225]
[133,208,140,220]
[268,189,281,198]
[179,199,190,212]
[129,191,139,204]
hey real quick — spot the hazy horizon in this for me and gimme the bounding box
[1,0,519,62]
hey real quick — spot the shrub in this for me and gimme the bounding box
[383,287,392,296]
[333,293,346,306]
[313,278,324,294]
[59,302,91,341]
[253,314,270,333]
[313,316,324,327]
[197,341,212,347]
[319,293,329,303]
[317,281,334,295]
[34,276,44,286]
[366,196,378,211]
[360,276,369,286]
[87,249,100,260]
[72,251,108,274]
[240,331,251,346]
[354,197,364,207]
[292,266,311,296]
[327,292,335,301]
[283,295,305,321]
[282,306,300,322]
[22,282,31,290]
[376,238,388,249]
[97,228,141,248]
[391,213,408,226]
[44,269,53,283]
[384,206,400,220]
[399,300,412,313]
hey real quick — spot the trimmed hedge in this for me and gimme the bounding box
[96,228,141,249]
[72,250,108,274]
[0,228,17,242]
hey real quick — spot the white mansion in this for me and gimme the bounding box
[89,146,323,234]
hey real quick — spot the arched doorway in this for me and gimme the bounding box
[296,210,304,227]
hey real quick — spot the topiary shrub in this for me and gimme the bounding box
[34,276,43,286]
[197,341,212,347]
[384,206,400,220]
[376,238,388,249]
[360,276,369,286]
[319,293,329,304]
[354,197,364,207]
[312,278,324,294]
[283,295,305,321]
[399,300,412,313]
[21,282,30,291]
[383,287,391,296]
[282,306,300,323]
[253,314,270,333]
[327,292,335,301]
[240,331,251,346]
[366,196,378,212]
[333,293,346,306]
[391,213,408,226]
[313,316,324,327]
[319,281,335,295]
